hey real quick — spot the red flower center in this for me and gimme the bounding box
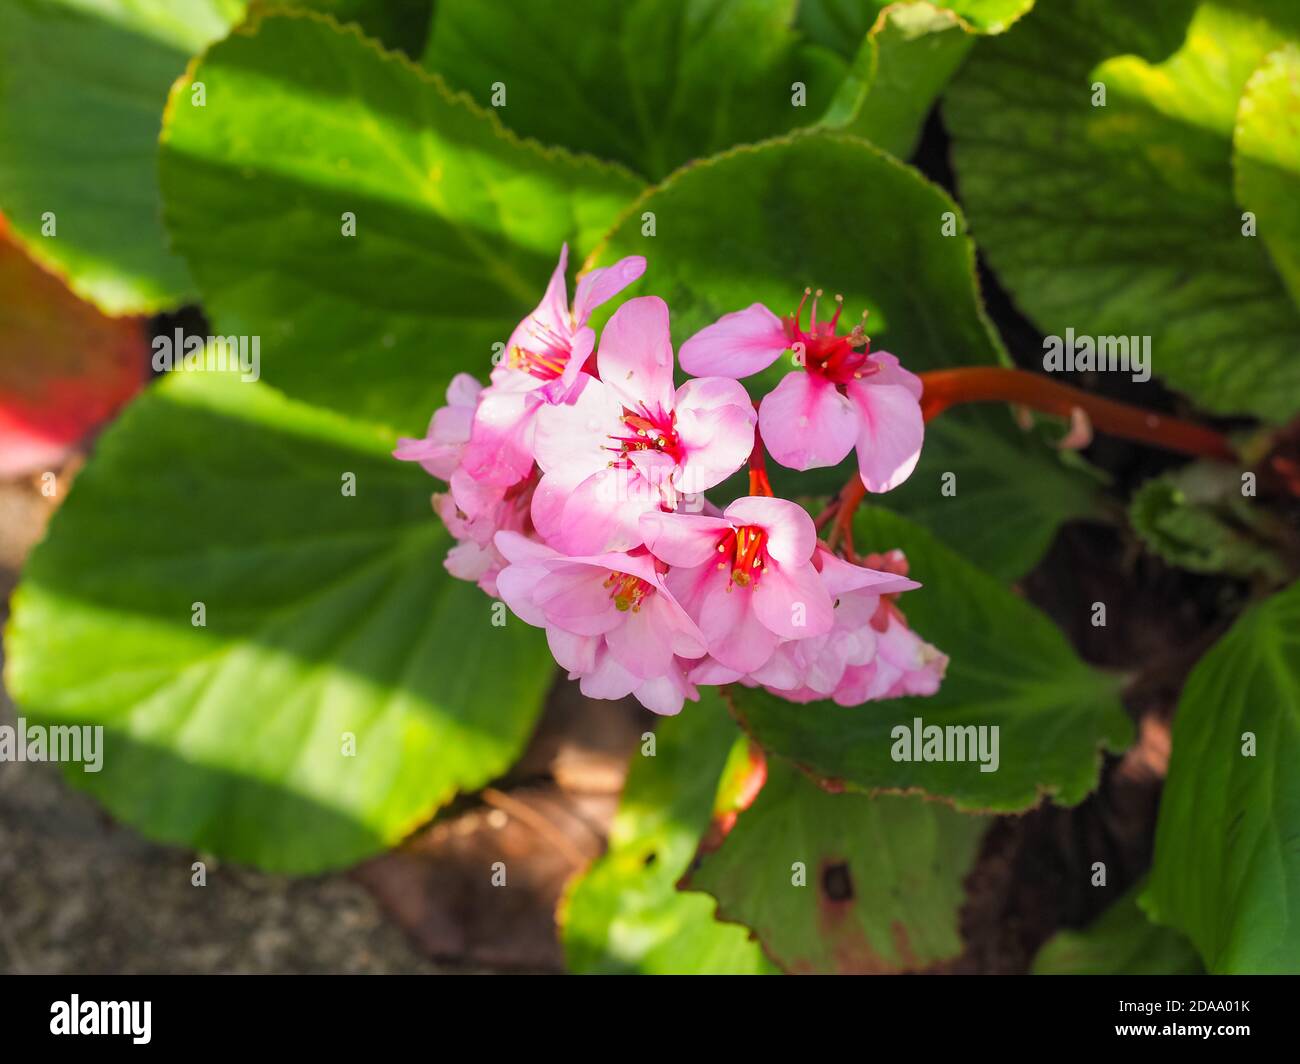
[606,405,683,467]
[783,288,878,387]
[508,318,572,381]
[716,525,769,588]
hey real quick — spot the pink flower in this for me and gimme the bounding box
[461,245,646,486]
[493,531,707,715]
[832,612,948,704]
[394,373,537,596]
[531,296,756,555]
[798,549,946,705]
[681,545,921,696]
[393,372,482,479]
[755,548,932,703]
[432,471,537,596]
[639,497,833,676]
[678,290,924,492]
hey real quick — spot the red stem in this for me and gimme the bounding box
[919,367,1236,462]
[826,366,1237,549]
[749,409,774,497]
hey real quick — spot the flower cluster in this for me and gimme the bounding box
[396,248,945,715]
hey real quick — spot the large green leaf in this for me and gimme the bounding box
[422,0,849,181]
[946,0,1300,422]
[840,3,975,159]
[685,759,986,972]
[3,368,556,873]
[588,130,1099,578]
[1032,883,1204,975]
[1144,579,1300,973]
[1234,43,1300,309]
[800,0,1034,46]
[802,1,1037,159]
[0,0,248,314]
[278,0,434,54]
[159,8,643,436]
[730,506,1131,811]
[560,690,775,974]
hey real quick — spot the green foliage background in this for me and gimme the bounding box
[2,0,1297,973]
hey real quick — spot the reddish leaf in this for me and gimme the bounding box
[0,216,148,475]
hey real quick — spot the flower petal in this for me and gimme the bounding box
[757,371,858,471]
[572,255,646,324]
[683,568,780,674]
[462,387,540,486]
[605,596,677,678]
[724,496,817,568]
[533,564,622,636]
[673,376,757,494]
[752,559,834,640]
[689,657,743,685]
[631,667,695,716]
[639,511,733,567]
[507,243,569,350]
[445,539,499,590]
[547,627,599,675]
[596,295,676,414]
[494,530,554,565]
[445,371,484,409]
[844,380,925,492]
[815,547,920,597]
[493,559,549,627]
[545,324,596,400]
[679,303,788,379]
[748,643,804,691]
[868,351,923,399]
[531,374,619,475]
[579,648,639,700]
[556,466,655,554]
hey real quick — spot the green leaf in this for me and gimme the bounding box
[685,759,986,972]
[1129,462,1290,583]
[560,691,776,974]
[840,3,976,160]
[422,0,849,181]
[589,130,1099,578]
[804,1,1038,161]
[0,0,248,314]
[274,0,434,54]
[159,8,643,436]
[798,0,1034,50]
[1144,579,1300,973]
[1234,43,1300,310]
[1033,883,1204,975]
[730,506,1131,811]
[3,368,556,873]
[945,0,1300,422]
[884,407,1103,581]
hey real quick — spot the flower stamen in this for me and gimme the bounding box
[715,526,769,589]
[604,571,654,612]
